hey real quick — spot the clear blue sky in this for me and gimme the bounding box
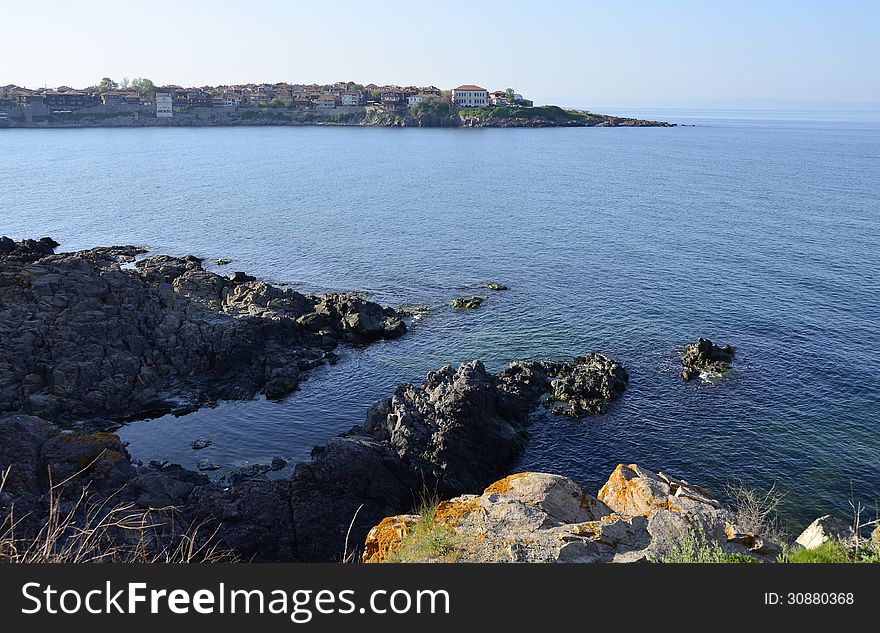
[5,0,879,105]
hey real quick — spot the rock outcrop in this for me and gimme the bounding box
[795,515,856,550]
[1,354,628,562]
[544,354,629,416]
[681,338,735,381]
[450,295,484,309]
[0,237,406,423]
[290,356,628,560]
[364,466,783,563]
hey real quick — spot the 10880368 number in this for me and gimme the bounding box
[764,592,854,606]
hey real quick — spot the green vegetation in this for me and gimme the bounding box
[654,530,762,563]
[96,77,117,93]
[779,540,879,563]
[385,496,460,563]
[129,78,156,100]
[457,104,589,122]
[410,98,450,118]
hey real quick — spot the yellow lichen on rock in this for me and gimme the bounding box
[483,472,534,495]
[362,515,418,563]
[432,498,481,527]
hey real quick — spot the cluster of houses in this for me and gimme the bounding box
[0,81,532,115]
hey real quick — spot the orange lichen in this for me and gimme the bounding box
[482,472,534,495]
[432,498,481,527]
[362,515,417,563]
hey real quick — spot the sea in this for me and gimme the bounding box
[2,106,878,528]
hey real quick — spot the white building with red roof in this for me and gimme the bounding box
[452,84,488,107]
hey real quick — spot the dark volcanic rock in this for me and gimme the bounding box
[287,356,627,560]
[451,295,485,309]
[0,353,628,562]
[681,338,735,381]
[543,353,629,416]
[0,236,60,262]
[0,237,407,423]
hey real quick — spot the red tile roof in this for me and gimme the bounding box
[453,85,486,91]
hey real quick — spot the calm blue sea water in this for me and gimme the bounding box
[2,110,879,527]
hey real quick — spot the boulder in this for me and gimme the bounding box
[365,465,786,563]
[545,354,629,416]
[363,514,419,563]
[229,271,256,283]
[451,295,484,309]
[795,515,856,550]
[681,338,735,380]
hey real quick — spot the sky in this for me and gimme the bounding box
[3,0,879,107]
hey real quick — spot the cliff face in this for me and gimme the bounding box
[361,110,460,127]
[363,110,673,128]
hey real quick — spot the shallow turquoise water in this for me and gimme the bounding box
[2,111,878,526]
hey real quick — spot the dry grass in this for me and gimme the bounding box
[725,479,787,544]
[0,460,237,563]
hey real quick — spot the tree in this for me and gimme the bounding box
[97,77,118,93]
[130,78,156,100]
[505,88,516,103]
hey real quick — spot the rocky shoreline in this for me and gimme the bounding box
[0,237,406,424]
[0,108,672,130]
[0,238,868,563]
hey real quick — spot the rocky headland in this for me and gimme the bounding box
[1,106,672,130]
[363,106,672,128]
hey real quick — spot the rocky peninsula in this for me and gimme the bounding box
[0,106,671,129]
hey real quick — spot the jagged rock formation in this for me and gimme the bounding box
[364,466,783,563]
[0,237,406,423]
[681,338,736,381]
[544,354,629,416]
[0,355,628,562]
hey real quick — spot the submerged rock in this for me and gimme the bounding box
[483,282,508,291]
[196,458,220,472]
[190,439,212,450]
[451,295,484,309]
[681,338,735,381]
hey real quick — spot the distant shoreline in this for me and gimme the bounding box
[0,106,673,130]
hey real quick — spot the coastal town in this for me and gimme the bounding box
[0,79,530,119]
[0,78,670,128]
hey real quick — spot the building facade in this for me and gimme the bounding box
[452,85,488,107]
[341,92,365,106]
[156,93,173,117]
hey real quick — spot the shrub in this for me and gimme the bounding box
[654,529,761,564]
[384,494,460,563]
[725,480,787,544]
